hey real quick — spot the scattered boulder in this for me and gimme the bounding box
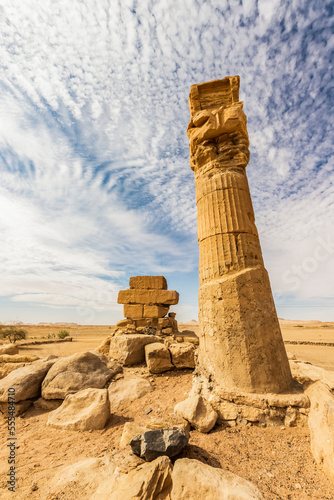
[92,455,172,500]
[290,360,334,390]
[109,334,163,365]
[108,376,153,409]
[171,458,264,499]
[174,395,218,433]
[0,354,39,363]
[306,381,334,484]
[0,358,56,402]
[42,351,115,400]
[47,388,110,431]
[169,343,196,369]
[0,344,19,355]
[145,343,173,373]
[130,427,190,462]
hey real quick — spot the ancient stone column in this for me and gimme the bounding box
[188,76,293,394]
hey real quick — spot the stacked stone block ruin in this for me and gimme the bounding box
[116,276,179,336]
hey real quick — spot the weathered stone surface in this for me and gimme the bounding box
[0,344,19,355]
[109,334,162,365]
[34,397,62,412]
[0,354,39,363]
[130,275,168,290]
[290,360,334,390]
[108,376,153,409]
[48,456,113,500]
[0,399,32,417]
[92,455,172,500]
[171,458,264,499]
[130,427,190,462]
[306,381,334,484]
[96,336,112,356]
[188,77,292,395]
[118,289,179,306]
[158,317,172,328]
[123,304,144,319]
[240,405,263,422]
[169,343,196,369]
[174,395,218,433]
[208,395,239,421]
[144,305,170,318]
[120,422,150,448]
[0,358,56,402]
[42,352,114,400]
[47,388,109,431]
[145,343,173,373]
[0,362,27,379]
[116,318,133,327]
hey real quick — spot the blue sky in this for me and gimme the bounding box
[0,0,333,324]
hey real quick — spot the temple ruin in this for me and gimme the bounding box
[187,76,293,395]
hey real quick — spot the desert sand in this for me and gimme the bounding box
[0,319,334,499]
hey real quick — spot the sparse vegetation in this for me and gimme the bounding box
[0,325,27,343]
[58,330,70,339]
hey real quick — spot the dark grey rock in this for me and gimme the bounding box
[130,427,189,462]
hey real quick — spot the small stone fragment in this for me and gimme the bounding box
[174,395,218,433]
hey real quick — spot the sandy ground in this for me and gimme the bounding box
[0,320,334,499]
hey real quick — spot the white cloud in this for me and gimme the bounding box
[0,0,332,321]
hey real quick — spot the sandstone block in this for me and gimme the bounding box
[115,319,133,327]
[158,317,171,328]
[306,381,334,484]
[0,362,27,380]
[145,305,170,318]
[0,358,56,402]
[109,334,162,366]
[47,388,109,431]
[120,422,150,448]
[169,343,196,369]
[118,289,179,306]
[208,396,238,421]
[134,318,158,328]
[171,457,264,499]
[290,360,334,390]
[92,456,172,500]
[145,343,173,373]
[108,376,153,409]
[130,275,167,290]
[42,352,115,400]
[96,336,112,356]
[0,344,19,355]
[123,304,143,319]
[174,395,218,433]
[130,427,190,462]
[162,327,173,335]
[0,354,39,363]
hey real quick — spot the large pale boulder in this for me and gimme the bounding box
[169,343,196,369]
[306,381,334,484]
[46,456,113,500]
[290,360,334,390]
[174,395,218,433]
[109,334,162,366]
[108,376,153,409]
[0,358,56,402]
[42,351,115,399]
[171,458,264,499]
[92,455,172,500]
[0,362,27,379]
[0,344,19,355]
[47,388,109,431]
[130,427,189,462]
[145,343,173,373]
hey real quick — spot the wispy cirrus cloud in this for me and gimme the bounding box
[0,0,332,322]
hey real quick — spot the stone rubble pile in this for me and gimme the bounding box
[116,275,179,336]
